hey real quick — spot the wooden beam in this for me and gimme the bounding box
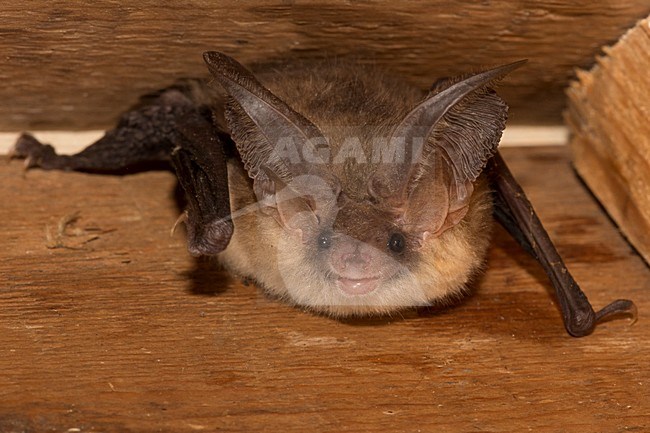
[0,126,570,155]
[1,146,648,431]
[1,1,648,130]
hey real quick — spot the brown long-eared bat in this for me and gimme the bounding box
[12,52,637,337]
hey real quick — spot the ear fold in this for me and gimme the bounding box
[432,83,512,191]
[415,85,507,235]
[370,60,526,238]
[203,52,340,234]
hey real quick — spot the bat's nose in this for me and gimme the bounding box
[341,252,371,271]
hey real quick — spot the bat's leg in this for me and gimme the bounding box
[12,88,234,255]
[11,89,198,172]
[170,114,234,255]
[487,151,637,337]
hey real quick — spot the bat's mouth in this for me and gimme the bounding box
[336,277,379,296]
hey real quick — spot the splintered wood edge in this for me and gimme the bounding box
[566,15,650,264]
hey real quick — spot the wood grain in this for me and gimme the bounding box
[1,146,648,432]
[1,0,649,130]
[566,15,650,265]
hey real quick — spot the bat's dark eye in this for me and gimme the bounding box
[388,232,406,253]
[318,231,332,250]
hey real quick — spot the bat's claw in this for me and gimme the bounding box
[171,211,189,236]
[10,133,56,169]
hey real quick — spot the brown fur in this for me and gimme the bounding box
[211,59,498,316]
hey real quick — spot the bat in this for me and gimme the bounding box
[11,52,636,337]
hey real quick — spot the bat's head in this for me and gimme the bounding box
[204,52,523,316]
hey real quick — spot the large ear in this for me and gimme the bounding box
[370,60,526,238]
[203,52,340,233]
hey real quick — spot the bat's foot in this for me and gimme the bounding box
[10,133,65,170]
[566,298,638,337]
[186,219,234,256]
[595,299,638,325]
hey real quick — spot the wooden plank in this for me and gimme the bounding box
[566,16,650,264]
[0,146,648,432]
[0,126,569,155]
[1,0,649,130]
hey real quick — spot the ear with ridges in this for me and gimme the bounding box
[203,51,340,230]
[371,60,526,239]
